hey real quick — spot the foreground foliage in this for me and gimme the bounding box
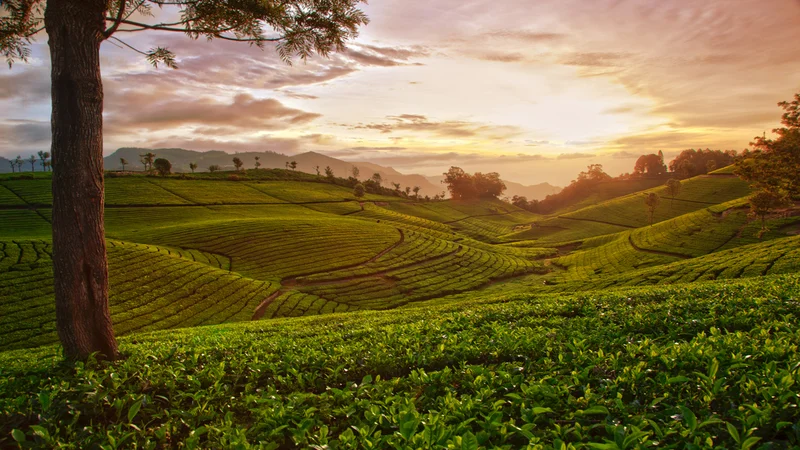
[2,275,800,448]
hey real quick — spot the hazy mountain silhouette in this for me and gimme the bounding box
[104,148,445,195]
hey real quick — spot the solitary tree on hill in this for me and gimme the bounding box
[664,178,681,209]
[285,162,290,170]
[208,165,221,173]
[28,155,37,172]
[38,151,51,171]
[1,0,369,360]
[371,172,382,186]
[153,158,172,176]
[189,162,197,174]
[392,182,401,192]
[351,166,360,179]
[644,192,660,226]
[405,186,411,196]
[120,158,128,171]
[413,186,421,199]
[353,183,365,198]
[140,152,156,172]
[14,156,23,173]
[290,161,297,171]
[254,156,261,170]
[8,159,16,173]
[315,165,321,176]
[232,157,244,172]
[325,166,335,179]
[749,191,790,237]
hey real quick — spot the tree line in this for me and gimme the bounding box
[6,152,52,173]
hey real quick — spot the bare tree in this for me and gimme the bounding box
[290,160,297,170]
[233,157,244,172]
[28,155,37,172]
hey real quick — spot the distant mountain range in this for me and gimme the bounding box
[1,147,561,199]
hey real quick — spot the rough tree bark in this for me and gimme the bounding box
[45,0,118,360]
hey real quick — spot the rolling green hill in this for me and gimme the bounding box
[1,169,798,448]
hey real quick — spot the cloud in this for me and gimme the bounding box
[343,44,429,67]
[280,91,319,100]
[557,152,595,160]
[603,105,635,115]
[0,120,50,148]
[349,114,522,140]
[348,146,408,151]
[106,93,320,134]
[608,151,640,159]
[483,30,566,42]
[475,52,527,63]
[145,136,302,154]
[561,52,629,68]
[0,70,50,102]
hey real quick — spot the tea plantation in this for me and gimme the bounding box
[1,172,799,448]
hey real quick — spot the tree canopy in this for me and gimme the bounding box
[442,167,506,200]
[668,149,736,179]
[633,152,666,176]
[735,93,800,198]
[2,0,369,69]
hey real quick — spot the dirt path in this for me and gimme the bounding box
[627,235,691,259]
[251,289,284,320]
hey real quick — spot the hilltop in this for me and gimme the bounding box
[101,148,561,200]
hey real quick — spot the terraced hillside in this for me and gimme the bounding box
[0,171,797,355]
[503,174,753,245]
[0,175,548,351]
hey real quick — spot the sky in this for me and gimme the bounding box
[1,0,799,186]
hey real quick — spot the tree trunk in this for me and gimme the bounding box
[46,0,118,360]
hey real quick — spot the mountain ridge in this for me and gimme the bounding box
[101,147,561,199]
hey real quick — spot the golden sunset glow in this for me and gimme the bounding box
[1,0,799,185]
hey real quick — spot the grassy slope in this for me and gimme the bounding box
[504,174,752,246]
[2,275,799,448]
[0,239,279,351]
[0,178,550,352]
